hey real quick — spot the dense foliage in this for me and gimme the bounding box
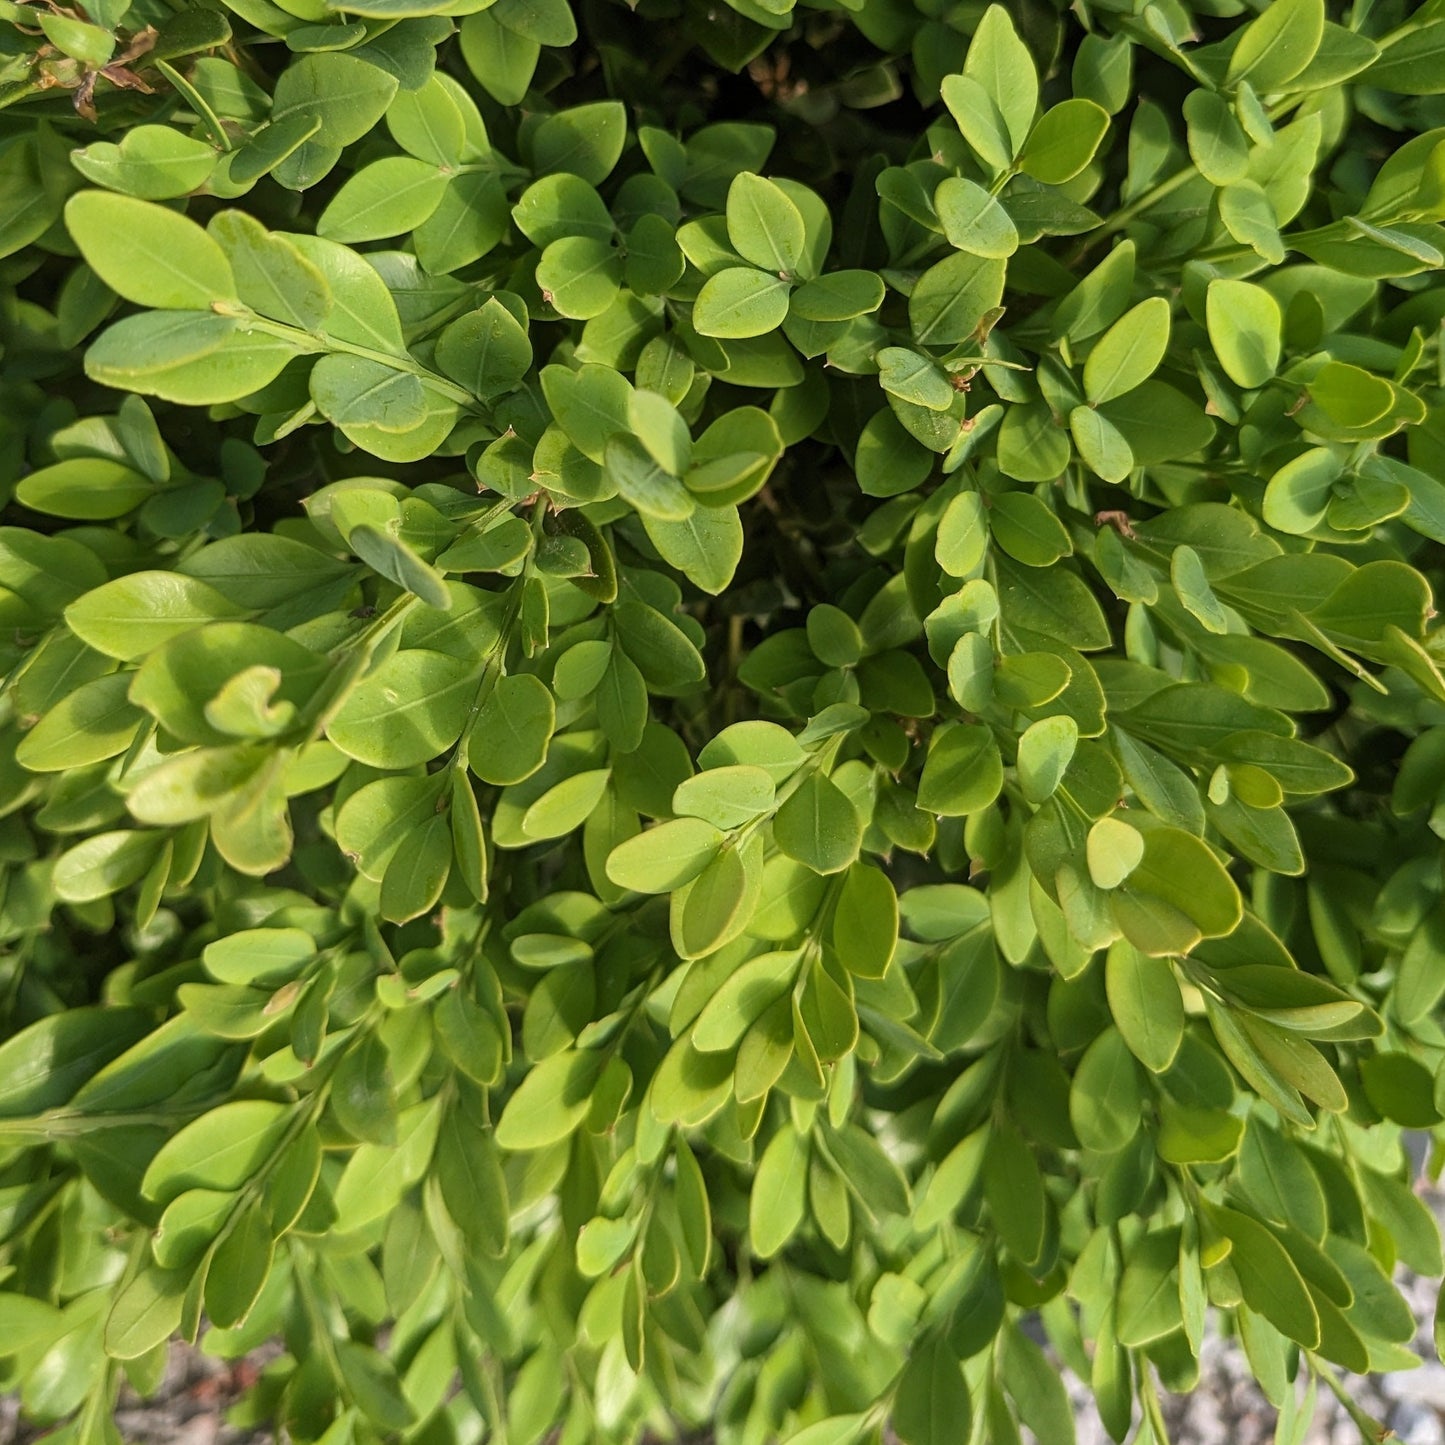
[2,0,1445,1438]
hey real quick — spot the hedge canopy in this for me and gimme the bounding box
[2,0,1445,1441]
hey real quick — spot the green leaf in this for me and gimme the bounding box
[380,812,453,923]
[86,315,298,406]
[39,13,114,65]
[1083,297,1170,404]
[209,210,330,331]
[540,361,632,463]
[537,235,622,319]
[789,270,886,321]
[1117,1228,1185,1345]
[1019,99,1110,185]
[270,52,400,149]
[606,817,724,893]
[336,1341,415,1432]
[1001,1327,1075,1445]
[1226,0,1324,91]
[17,673,141,773]
[983,1123,1046,1265]
[16,457,153,521]
[1069,1028,1142,1153]
[71,126,218,201]
[66,192,236,310]
[328,649,471,768]
[65,572,248,661]
[1171,543,1229,632]
[0,1008,151,1117]
[311,355,427,433]
[105,1265,189,1360]
[727,172,806,275]
[677,847,750,958]
[435,298,533,400]
[141,1100,290,1204]
[532,101,627,185]
[1105,940,1184,1071]
[349,524,450,609]
[878,348,954,410]
[1206,279,1281,389]
[495,1048,605,1151]
[643,504,744,594]
[909,251,1006,345]
[386,75,466,166]
[1112,827,1243,956]
[772,772,863,875]
[831,864,897,979]
[436,1107,509,1256]
[1086,817,1144,890]
[693,267,791,339]
[989,492,1072,566]
[606,434,695,520]
[1016,715,1078,804]
[962,5,1038,156]
[1070,406,1134,483]
[1369,21,1445,95]
[460,8,540,104]
[317,157,448,242]
[1307,360,1395,428]
[204,1199,273,1329]
[936,492,989,578]
[893,1337,972,1445]
[204,927,315,986]
[1220,181,1285,264]
[693,949,799,1051]
[0,1294,66,1356]
[1211,1206,1321,1349]
[941,75,1015,173]
[330,1034,398,1145]
[918,723,1004,816]
[674,765,775,829]
[750,1125,807,1258]
[1184,90,1249,185]
[936,178,1018,258]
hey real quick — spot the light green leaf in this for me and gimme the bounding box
[1105,940,1185,1071]
[1226,0,1324,91]
[71,126,218,200]
[606,817,724,894]
[495,1049,606,1151]
[16,458,154,521]
[918,723,1003,816]
[1206,279,1281,388]
[470,673,556,786]
[1083,297,1171,404]
[962,5,1038,155]
[270,52,400,149]
[1019,99,1110,185]
[693,267,791,339]
[1086,817,1144,889]
[935,177,1019,258]
[750,1125,807,1258]
[66,192,236,310]
[727,171,806,275]
[1016,715,1078,804]
[772,772,862,875]
[328,649,472,767]
[317,157,449,243]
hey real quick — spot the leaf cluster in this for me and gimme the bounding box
[1,0,1445,1442]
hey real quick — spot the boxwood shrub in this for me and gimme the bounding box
[2,0,1445,1439]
